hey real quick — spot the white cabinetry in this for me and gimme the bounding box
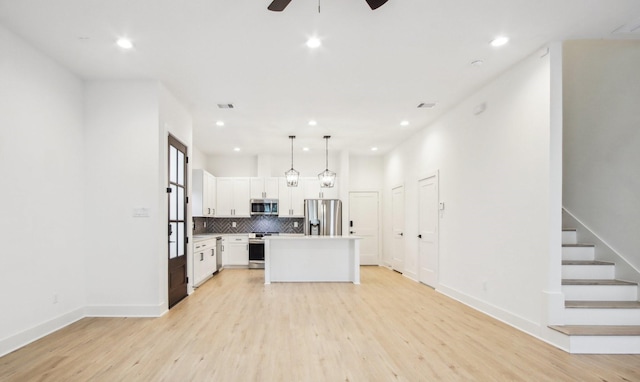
[250,177,279,199]
[192,169,217,217]
[278,178,305,217]
[216,177,251,217]
[303,177,339,199]
[221,235,249,266]
[192,238,217,287]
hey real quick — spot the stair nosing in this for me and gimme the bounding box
[562,228,577,232]
[549,325,640,336]
[562,279,638,286]
[562,244,595,248]
[565,300,640,309]
[561,260,615,266]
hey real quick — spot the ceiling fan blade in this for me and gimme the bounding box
[365,0,388,10]
[268,0,293,12]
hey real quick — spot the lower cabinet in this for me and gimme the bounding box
[221,235,249,266]
[192,238,217,287]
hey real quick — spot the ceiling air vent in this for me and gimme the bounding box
[612,18,640,34]
[217,103,235,109]
[417,102,436,109]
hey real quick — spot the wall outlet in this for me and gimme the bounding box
[203,221,207,228]
[232,222,237,228]
[294,222,299,228]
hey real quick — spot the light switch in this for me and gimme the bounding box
[439,202,445,210]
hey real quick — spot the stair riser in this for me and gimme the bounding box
[562,247,594,261]
[562,265,615,279]
[562,285,638,301]
[564,308,640,325]
[562,231,577,245]
[568,335,640,354]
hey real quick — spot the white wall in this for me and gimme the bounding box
[349,154,383,192]
[83,80,165,316]
[0,24,86,355]
[563,40,640,273]
[382,47,559,336]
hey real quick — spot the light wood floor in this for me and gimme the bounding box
[1,267,639,381]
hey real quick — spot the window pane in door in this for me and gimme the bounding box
[177,223,185,257]
[177,186,184,220]
[170,185,177,220]
[170,146,177,183]
[177,151,184,185]
[169,222,177,259]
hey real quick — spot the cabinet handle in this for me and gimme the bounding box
[200,253,204,261]
[222,245,224,252]
[213,208,215,215]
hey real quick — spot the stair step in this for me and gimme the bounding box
[562,279,637,286]
[562,260,614,266]
[549,325,640,336]
[562,244,595,261]
[566,300,640,309]
[562,229,577,245]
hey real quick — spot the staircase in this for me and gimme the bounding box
[549,228,640,354]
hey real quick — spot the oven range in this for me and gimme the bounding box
[248,232,278,269]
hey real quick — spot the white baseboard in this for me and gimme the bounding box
[84,303,166,317]
[0,308,84,358]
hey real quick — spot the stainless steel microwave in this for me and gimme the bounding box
[250,199,279,216]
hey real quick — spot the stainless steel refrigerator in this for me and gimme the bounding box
[304,199,342,236]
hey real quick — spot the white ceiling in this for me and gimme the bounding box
[1,0,639,156]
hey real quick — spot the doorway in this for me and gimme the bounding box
[349,192,380,265]
[168,135,188,308]
[418,172,439,287]
[391,185,405,272]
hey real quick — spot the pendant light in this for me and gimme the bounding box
[318,135,336,188]
[285,136,300,187]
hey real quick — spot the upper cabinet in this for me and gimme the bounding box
[216,177,251,217]
[303,177,339,200]
[278,178,305,217]
[250,177,279,199]
[192,169,216,217]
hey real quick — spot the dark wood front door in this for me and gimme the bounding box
[168,135,188,308]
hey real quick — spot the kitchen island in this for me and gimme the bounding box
[264,236,361,284]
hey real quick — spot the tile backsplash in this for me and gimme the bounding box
[193,216,304,235]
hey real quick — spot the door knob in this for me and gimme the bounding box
[400,232,403,236]
[418,234,422,239]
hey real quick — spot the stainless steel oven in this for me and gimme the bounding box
[248,232,277,269]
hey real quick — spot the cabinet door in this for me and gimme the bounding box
[303,177,321,199]
[207,173,217,216]
[278,178,292,216]
[207,247,217,274]
[191,169,206,217]
[264,177,279,199]
[290,181,305,216]
[250,178,264,199]
[232,178,251,217]
[227,243,249,265]
[216,178,235,217]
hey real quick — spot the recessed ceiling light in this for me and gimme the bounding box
[400,120,410,126]
[303,147,310,152]
[490,36,509,47]
[306,37,321,48]
[233,147,240,152]
[308,120,317,126]
[216,121,225,127]
[116,37,134,50]
[371,147,378,151]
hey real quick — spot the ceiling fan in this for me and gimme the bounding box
[268,0,388,12]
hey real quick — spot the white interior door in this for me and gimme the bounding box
[349,192,379,265]
[418,172,439,287]
[391,185,405,272]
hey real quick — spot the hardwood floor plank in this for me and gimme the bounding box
[1,267,639,381]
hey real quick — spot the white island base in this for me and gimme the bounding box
[264,236,361,284]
